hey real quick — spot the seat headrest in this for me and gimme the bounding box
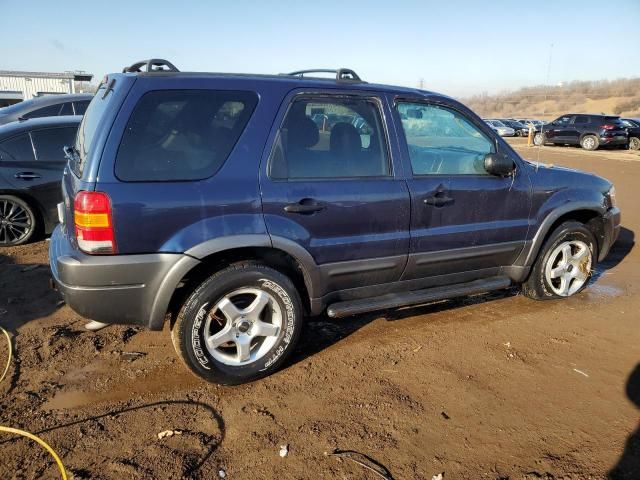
[287,117,319,150]
[330,122,361,155]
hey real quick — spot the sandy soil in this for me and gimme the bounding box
[0,141,638,479]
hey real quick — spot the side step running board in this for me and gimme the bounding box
[326,276,512,318]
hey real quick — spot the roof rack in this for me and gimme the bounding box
[284,68,364,83]
[123,59,179,73]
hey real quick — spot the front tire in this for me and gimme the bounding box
[171,261,303,384]
[0,195,37,246]
[522,221,596,300]
[629,137,640,151]
[533,132,545,146]
[580,134,599,151]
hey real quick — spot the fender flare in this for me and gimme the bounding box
[519,201,605,267]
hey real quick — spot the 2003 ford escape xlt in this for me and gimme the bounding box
[49,59,621,384]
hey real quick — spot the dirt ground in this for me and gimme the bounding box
[1,139,639,479]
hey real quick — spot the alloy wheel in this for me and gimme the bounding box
[203,288,282,366]
[544,240,592,296]
[0,199,32,245]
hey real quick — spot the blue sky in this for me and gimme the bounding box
[1,0,638,97]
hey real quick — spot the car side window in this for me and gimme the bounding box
[396,102,494,175]
[31,127,78,162]
[555,115,572,125]
[573,115,589,125]
[73,101,90,115]
[269,96,390,179]
[0,134,35,162]
[59,102,74,116]
[23,104,62,119]
[115,90,258,182]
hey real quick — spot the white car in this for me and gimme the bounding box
[484,119,515,137]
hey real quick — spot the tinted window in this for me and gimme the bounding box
[73,100,90,115]
[269,96,389,179]
[0,134,35,161]
[573,115,589,124]
[397,102,494,175]
[59,102,74,116]
[32,127,78,162]
[555,116,572,125]
[621,119,639,128]
[23,103,62,119]
[74,84,116,177]
[115,90,258,182]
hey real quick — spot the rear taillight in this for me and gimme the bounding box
[74,191,116,254]
[601,124,617,130]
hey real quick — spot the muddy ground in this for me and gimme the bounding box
[1,140,639,479]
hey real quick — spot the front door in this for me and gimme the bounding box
[391,98,531,281]
[260,91,410,295]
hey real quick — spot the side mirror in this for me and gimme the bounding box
[484,153,515,177]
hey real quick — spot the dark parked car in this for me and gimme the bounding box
[620,118,640,150]
[499,118,529,137]
[0,93,92,126]
[49,59,620,384]
[0,116,81,245]
[533,114,628,150]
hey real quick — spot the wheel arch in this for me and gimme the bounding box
[521,204,605,268]
[155,240,320,331]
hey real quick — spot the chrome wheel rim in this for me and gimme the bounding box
[534,133,543,145]
[0,199,32,245]
[203,287,282,366]
[583,137,596,150]
[630,138,640,150]
[544,240,592,296]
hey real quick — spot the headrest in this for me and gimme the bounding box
[287,117,319,150]
[330,122,361,155]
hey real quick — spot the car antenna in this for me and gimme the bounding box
[536,42,554,171]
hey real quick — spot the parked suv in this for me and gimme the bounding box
[533,114,628,150]
[49,60,621,384]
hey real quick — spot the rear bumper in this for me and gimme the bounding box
[599,206,621,262]
[49,225,200,330]
[599,135,628,146]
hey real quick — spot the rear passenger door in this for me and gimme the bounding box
[260,91,410,294]
[392,98,531,280]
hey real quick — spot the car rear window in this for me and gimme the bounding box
[115,90,257,182]
[73,85,114,177]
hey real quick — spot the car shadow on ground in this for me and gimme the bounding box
[608,363,640,479]
[0,254,61,332]
[291,226,635,368]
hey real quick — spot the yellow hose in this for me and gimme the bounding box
[0,326,11,384]
[0,326,68,480]
[0,426,68,480]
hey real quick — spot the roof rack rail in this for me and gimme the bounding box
[123,59,179,73]
[284,68,364,82]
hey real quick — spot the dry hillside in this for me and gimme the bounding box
[462,78,640,120]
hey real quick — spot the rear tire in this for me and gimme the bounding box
[580,134,599,151]
[629,137,640,151]
[522,221,596,300]
[171,261,303,384]
[0,195,37,246]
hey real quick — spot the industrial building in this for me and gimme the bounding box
[0,70,93,107]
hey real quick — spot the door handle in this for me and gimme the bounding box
[14,172,41,180]
[284,199,325,214]
[424,195,454,207]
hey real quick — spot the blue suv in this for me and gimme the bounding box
[49,59,621,384]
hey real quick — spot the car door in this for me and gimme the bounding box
[391,97,531,281]
[570,115,590,144]
[0,127,76,222]
[260,90,410,295]
[547,115,574,143]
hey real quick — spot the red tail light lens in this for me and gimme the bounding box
[74,191,116,254]
[601,124,616,130]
